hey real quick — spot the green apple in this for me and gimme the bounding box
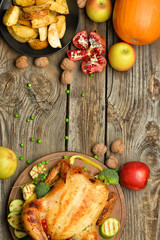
[0,146,17,179]
[108,42,136,71]
[86,0,112,23]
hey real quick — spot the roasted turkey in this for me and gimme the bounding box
[21,159,117,240]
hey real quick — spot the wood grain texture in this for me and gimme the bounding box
[0,32,68,239]
[107,14,160,240]
[68,10,107,162]
[0,1,160,240]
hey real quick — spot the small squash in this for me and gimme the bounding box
[113,0,160,45]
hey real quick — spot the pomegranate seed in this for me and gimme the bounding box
[41,219,46,224]
[43,223,48,230]
[47,234,51,239]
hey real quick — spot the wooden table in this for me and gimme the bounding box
[0,3,159,240]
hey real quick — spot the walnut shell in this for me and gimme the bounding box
[61,70,73,84]
[34,57,49,68]
[105,156,118,169]
[77,0,88,8]
[92,143,107,156]
[111,139,125,154]
[60,58,75,71]
[15,56,28,69]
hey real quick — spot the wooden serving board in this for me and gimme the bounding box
[8,152,126,240]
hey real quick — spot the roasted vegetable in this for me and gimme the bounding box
[22,183,36,200]
[8,212,24,230]
[12,25,37,38]
[14,229,28,239]
[9,199,24,213]
[48,23,62,48]
[30,164,47,179]
[14,0,35,7]
[35,182,50,198]
[98,169,119,185]
[99,218,120,238]
[3,5,20,26]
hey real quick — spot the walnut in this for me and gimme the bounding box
[77,0,88,8]
[111,139,125,154]
[60,58,75,71]
[34,57,49,68]
[15,56,28,69]
[92,143,107,156]
[61,70,73,84]
[105,156,118,169]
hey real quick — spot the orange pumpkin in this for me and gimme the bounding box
[113,0,160,45]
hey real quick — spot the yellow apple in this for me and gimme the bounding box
[0,146,17,179]
[108,42,136,71]
[86,0,112,23]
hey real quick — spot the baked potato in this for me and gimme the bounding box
[48,23,62,48]
[47,0,69,14]
[56,15,66,39]
[22,3,51,12]
[7,26,30,43]
[3,0,69,50]
[22,10,48,20]
[38,26,48,41]
[28,38,48,49]
[14,0,35,7]
[12,25,37,38]
[31,12,57,28]
[3,5,20,26]
[17,19,31,27]
[35,0,49,5]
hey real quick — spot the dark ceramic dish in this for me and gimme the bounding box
[0,0,79,57]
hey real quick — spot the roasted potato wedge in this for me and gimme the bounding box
[14,0,35,7]
[56,15,66,39]
[48,23,62,48]
[31,30,39,39]
[38,26,48,41]
[22,10,48,20]
[31,12,57,28]
[28,38,48,49]
[12,25,37,38]
[17,19,31,27]
[35,0,49,4]
[47,0,69,14]
[56,0,69,10]
[7,26,30,43]
[3,5,20,26]
[22,3,50,12]
[3,0,69,50]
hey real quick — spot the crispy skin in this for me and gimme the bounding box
[21,167,109,240]
[28,38,48,50]
[12,25,37,38]
[31,12,57,28]
[48,23,62,48]
[96,192,117,225]
[3,5,20,26]
[56,15,66,39]
[22,10,48,20]
[7,26,30,43]
[14,0,35,7]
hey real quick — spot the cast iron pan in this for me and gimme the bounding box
[0,0,79,57]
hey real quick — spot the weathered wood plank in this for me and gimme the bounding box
[107,15,160,239]
[67,9,107,162]
[0,33,68,239]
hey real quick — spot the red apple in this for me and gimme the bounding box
[119,161,150,191]
[86,0,112,23]
[108,42,136,71]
